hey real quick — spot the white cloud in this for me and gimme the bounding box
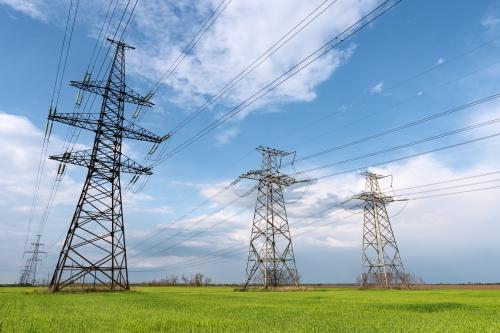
[3,0,385,143]
[128,0,380,116]
[0,113,82,211]
[214,127,239,145]
[0,0,49,21]
[319,236,359,248]
[129,204,174,215]
[481,15,500,28]
[371,81,384,94]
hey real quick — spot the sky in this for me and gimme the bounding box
[1,0,500,284]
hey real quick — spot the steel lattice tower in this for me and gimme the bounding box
[49,39,167,291]
[238,146,304,288]
[353,172,407,288]
[19,234,46,286]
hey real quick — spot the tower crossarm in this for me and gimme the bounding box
[353,191,394,204]
[256,145,294,158]
[70,80,154,107]
[123,120,169,143]
[238,169,264,181]
[239,170,304,186]
[49,149,152,175]
[49,113,166,143]
[49,112,99,132]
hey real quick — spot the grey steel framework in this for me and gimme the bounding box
[49,39,167,291]
[19,234,46,286]
[237,146,305,288]
[353,172,408,288]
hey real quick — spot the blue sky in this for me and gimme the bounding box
[1,0,500,284]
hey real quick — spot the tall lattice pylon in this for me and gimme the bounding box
[236,146,305,288]
[19,234,46,286]
[49,39,168,291]
[353,172,408,288]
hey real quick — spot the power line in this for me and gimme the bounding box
[125,0,343,194]
[381,34,500,93]
[85,0,118,73]
[135,24,500,214]
[393,178,500,197]
[54,0,80,107]
[293,92,500,163]
[167,30,500,200]
[289,57,500,152]
[129,184,241,251]
[311,131,500,180]
[130,170,500,274]
[393,170,500,191]
[166,0,341,137]
[130,210,359,274]
[151,0,403,165]
[122,1,403,246]
[131,195,250,256]
[131,177,309,258]
[273,35,500,149]
[132,196,360,273]
[131,207,351,273]
[143,204,254,260]
[403,184,500,201]
[22,0,80,257]
[119,0,139,41]
[135,65,500,258]
[122,0,312,245]
[149,0,232,95]
[123,0,233,192]
[131,172,500,274]
[295,115,500,174]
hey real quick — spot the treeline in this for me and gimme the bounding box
[136,273,213,287]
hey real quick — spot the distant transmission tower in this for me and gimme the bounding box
[236,146,305,288]
[49,39,168,291]
[19,234,46,286]
[353,172,408,288]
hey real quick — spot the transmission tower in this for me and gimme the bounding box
[353,172,408,288]
[48,39,168,291]
[236,146,306,288]
[19,234,46,286]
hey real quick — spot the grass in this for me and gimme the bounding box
[0,286,499,332]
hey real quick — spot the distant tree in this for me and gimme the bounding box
[170,275,178,286]
[193,273,204,286]
[204,277,212,286]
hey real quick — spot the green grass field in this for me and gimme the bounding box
[1,286,499,332]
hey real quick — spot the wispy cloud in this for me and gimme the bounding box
[481,15,500,28]
[214,127,239,145]
[0,0,49,21]
[127,0,380,116]
[370,81,384,94]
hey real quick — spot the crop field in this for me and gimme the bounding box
[0,286,499,332]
